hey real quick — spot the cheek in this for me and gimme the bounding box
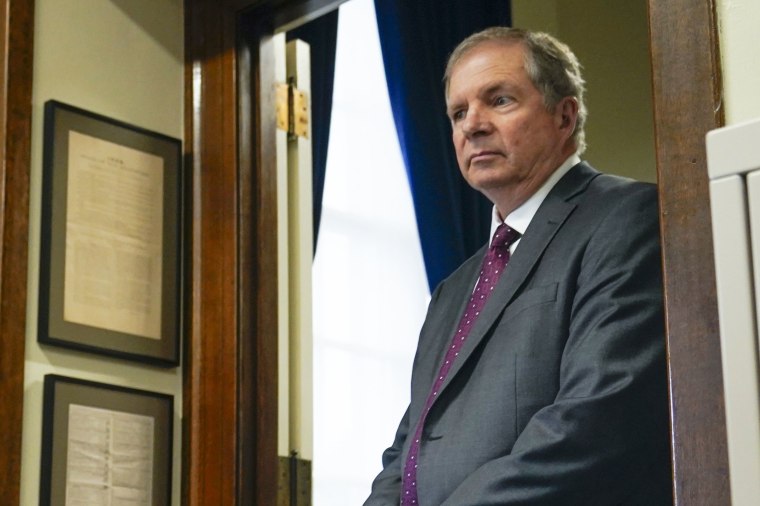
[501,125,540,159]
[518,119,553,145]
[452,132,467,164]
[498,123,524,146]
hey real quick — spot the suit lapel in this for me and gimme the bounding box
[414,250,485,391]
[431,163,600,405]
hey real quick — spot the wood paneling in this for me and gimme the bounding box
[647,0,729,504]
[0,0,34,504]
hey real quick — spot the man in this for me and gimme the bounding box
[364,27,672,505]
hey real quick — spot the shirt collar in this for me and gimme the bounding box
[489,153,581,245]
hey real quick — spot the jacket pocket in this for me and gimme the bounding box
[506,282,558,316]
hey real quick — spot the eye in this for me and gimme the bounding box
[494,96,512,107]
[450,109,466,123]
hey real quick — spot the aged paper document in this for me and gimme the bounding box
[66,404,155,506]
[64,130,164,339]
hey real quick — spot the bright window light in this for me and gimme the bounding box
[311,0,430,503]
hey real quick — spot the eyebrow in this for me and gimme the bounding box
[445,102,461,116]
[481,81,513,97]
[446,80,515,114]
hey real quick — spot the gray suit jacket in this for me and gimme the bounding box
[365,163,672,505]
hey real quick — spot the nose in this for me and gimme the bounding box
[460,106,493,138]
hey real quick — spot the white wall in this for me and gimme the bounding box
[21,1,184,504]
[511,0,656,183]
[711,2,760,504]
[717,0,760,125]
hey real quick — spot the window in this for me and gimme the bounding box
[311,0,430,503]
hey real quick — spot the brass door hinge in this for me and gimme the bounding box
[277,452,311,506]
[276,80,309,139]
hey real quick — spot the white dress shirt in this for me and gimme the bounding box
[490,153,581,253]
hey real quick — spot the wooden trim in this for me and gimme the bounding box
[647,0,729,504]
[0,0,34,504]
[236,17,258,506]
[183,1,281,504]
[184,2,332,503]
[184,1,241,504]
[238,9,280,506]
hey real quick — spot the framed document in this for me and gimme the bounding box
[40,374,173,506]
[39,101,182,366]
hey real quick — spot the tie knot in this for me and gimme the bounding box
[491,223,520,250]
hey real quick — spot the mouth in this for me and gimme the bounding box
[469,150,502,165]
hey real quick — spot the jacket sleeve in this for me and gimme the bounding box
[440,187,671,505]
[363,406,409,506]
[363,279,451,505]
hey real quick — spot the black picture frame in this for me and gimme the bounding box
[40,374,173,506]
[39,100,182,366]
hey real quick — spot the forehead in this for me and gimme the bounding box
[447,41,529,98]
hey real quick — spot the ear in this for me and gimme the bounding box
[555,96,579,137]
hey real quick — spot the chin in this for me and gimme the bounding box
[468,174,516,192]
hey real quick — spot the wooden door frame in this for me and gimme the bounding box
[648,2,729,503]
[0,0,34,504]
[0,0,729,504]
[183,4,343,503]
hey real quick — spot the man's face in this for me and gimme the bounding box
[446,41,576,215]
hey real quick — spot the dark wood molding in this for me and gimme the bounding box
[184,1,338,503]
[184,1,281,504]
[183,1,241,504]
[647,0,729,504]
[0,0,34,504]
[238,9,280,506]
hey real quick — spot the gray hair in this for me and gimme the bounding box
[444,27,587,154]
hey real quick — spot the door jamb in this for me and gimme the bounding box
[0,1,34,503]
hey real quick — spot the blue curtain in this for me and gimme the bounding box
[287,10,339,252]
[374,1,511,292]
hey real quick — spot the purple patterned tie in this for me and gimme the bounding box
[400,223,520,506]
